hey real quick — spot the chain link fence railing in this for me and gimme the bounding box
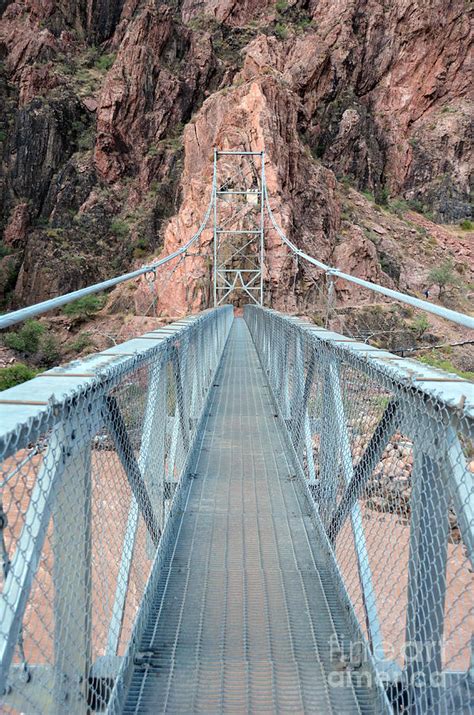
[245,305,473,715]
[0,306,233,714]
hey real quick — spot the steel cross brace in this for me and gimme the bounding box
[0,413,98,699]
[328,398,400,539]
[106,355,168,657]
[102,396,161,546]
[322,360,385,658]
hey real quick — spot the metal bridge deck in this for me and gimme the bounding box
[122,319,380,714]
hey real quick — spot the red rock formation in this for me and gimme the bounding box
[0,0,472,315]
[95,3,216,183]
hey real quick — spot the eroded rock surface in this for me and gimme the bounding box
[0,0,471,315]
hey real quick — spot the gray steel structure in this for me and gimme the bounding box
[213,150,265,307]
[1,306,472,714]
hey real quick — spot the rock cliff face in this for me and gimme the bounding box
[0,0,472,315]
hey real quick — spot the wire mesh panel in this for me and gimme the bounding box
[0,306,233,714]
[245,305,473,715]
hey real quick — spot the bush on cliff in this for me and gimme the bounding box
[0,363,39,391]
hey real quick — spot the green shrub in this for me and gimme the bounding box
[37,334,61,366]
[295,17,312,31]
[0,130,6,143]
[389,198,409,216]
[0,242,13,258]
[62,294,106,318]
[94,53,115,72]
[274,22,288,39]
[406,198,425,214]
[110,218,130,238]
[3,320,45,354]
[275,0,288,11]
[77,127,95,151]
[378,186,390,206]
[460,219,473,231]
[411,314,429,338]
[0,363,39,391]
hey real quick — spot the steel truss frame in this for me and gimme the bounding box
[213,149,265,307]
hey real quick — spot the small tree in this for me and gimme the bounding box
[428,259,458,297]
[412,314,429,339]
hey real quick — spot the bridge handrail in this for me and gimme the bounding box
[261,168,474,330]
[0,165,217,331]
[0,306,233,712]
[245,305,473,713]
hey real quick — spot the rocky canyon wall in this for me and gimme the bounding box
[0,0,472,315]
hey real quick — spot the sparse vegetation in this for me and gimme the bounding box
[428,259,459,297]
[388,197,430,218]
[77,126,95,151]
[418,353,474,381]
[37,334,61,365]
[45,227,64,239]
[411,314,429,339]
[132,237,149,259]
[0,242,13,258]
[94,53,115,72]
[0,363,39,391]
[110,218,130,238]
[460,219,473,231]
[274,22,288,39]
[441,105,457,114]
[3,320,46,354]
[70,332,94,353]
[62,294,106,319]
[378,186,390,206]
[389,198,409,216]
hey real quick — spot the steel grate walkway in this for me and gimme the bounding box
[122,318,382,714]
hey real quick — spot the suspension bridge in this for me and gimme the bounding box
[0,151,473,714]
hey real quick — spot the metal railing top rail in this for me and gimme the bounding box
[0,308,230,460]
[0,167,217,331]
[258,309,474,418]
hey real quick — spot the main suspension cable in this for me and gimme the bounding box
[0,164,217,330]
[261,161,473,330]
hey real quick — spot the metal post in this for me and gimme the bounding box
[213,148,218,307]
[53,418,92,714]
[327,361,384,657]
[405,419,449,713]
[259,151,265,306]
[142,358,168,552]
[318,363,339,525]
